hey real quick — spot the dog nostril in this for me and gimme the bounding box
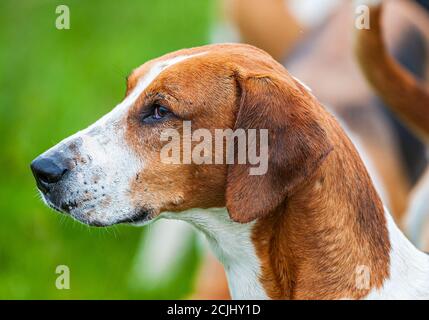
[30,156,68,188]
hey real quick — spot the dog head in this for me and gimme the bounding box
[31,44,332,226]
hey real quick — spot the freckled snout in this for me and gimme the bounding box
[30,129,143,227]
[31,154,68,193]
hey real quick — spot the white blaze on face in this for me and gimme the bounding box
[40,52,206,226]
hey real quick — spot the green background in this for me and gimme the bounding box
[0,0,214,299]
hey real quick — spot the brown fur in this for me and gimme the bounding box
[226,72,333,223]
[252,112,390,299]
[122,43,391,299]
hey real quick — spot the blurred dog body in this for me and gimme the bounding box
[231,0,429,222]
[354,1,429,252]
[286,1,429,222]
[218,0,342,61]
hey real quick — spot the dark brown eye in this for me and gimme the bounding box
[142,104,172,123]
[153,104,170,119]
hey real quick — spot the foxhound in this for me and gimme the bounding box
[31,38,429,299]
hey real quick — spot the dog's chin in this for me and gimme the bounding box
[67,207,153,228]
[114,210,153,227]
[39,190,153,227]
[39,191,66,214]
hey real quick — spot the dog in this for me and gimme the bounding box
[31,42,429,299]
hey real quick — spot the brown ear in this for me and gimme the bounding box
[226,75,333,223]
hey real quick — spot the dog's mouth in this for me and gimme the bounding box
[38,190,66,213]
[39,190,77,214]
[115,209,152,226]
[60,199,79,212]
[39,190,152,227]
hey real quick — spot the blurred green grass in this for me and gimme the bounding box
[0,0,213,299]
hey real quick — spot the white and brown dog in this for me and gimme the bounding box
[31,42,429,299]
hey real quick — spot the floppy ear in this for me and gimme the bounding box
[226,75,333,223]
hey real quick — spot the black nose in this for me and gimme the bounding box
[31,156,68,192]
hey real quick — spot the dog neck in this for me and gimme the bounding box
[162,208,269,299]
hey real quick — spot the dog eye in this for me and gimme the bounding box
[153,105,170,119]
[142,104,172,123]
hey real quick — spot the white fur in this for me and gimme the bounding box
[160,208,268,300]
[366,208,429,299]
